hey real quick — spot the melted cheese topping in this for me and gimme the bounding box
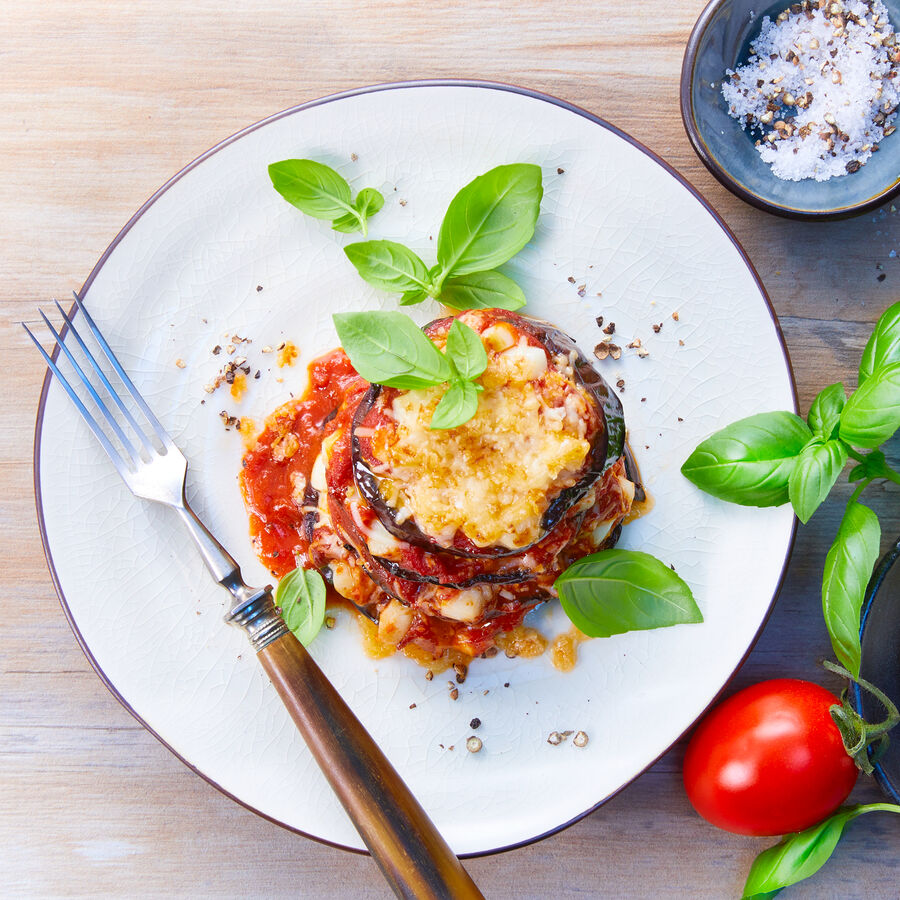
[374,328,593,549]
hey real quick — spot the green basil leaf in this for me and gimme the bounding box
[444,319,488,381]
[848,449,892,484]
[555,550,702,638]
[807,382,846,440]
[741,804,900,899]
[681,411,813,507]
[333,311,452,388]
[859,301,900,385]
[344,240,430,293]
[268,159,354,220]
[275,567,327,646]
[354,186,384,220]
[787,439,847,524]
[436,163,543,279]
[331,211,363,233]
[439,270,527,311]
[429,378,479,430]
[821,501,881,679]
[839,361,900,449]
[399,289,428,306]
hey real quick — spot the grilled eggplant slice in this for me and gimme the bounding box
[351,310,625,558]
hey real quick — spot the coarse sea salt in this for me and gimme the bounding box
[722,0,900,181]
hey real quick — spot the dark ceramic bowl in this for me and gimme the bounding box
[681,0,900,219]
[853,537,900,803]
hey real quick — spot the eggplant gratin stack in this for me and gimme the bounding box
[241,309,638,664]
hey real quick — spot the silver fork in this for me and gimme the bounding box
[25,294,483,900]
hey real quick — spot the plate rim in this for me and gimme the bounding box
[32,78,799,858]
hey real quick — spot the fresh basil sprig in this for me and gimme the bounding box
[268,159,384,236]
[344,163,541,311]
[683,302,900,894]
[555,549,702,637]
[275,567,327,646]
[742,804,900,899]
[333,311,487,429]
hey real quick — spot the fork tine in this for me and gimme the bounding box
[71,292,175,450]
[53,299,155,457]
[37,308,142,466]
[23,322,132,479]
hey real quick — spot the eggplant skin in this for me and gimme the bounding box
[350,310,625,559]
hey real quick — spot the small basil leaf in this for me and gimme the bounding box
[333,311,452,388]
[344,240,431,293]
[847,462,866,483]
[848,449,892,483]
[354,186,384,220]
[444,319,488,381]
[399,289,428,306]
[839,361,900,448]
[275,567,327,646]
[436,164,543,279]
[807,382,846,440]
[681,412,813,507]
[268,159,354,220]
[429,379,479,430]
[331,211,363,234]
[821,501,881,679]
[859,301,900,385]
[741,804,900,899]
[787,439,847,524]
[555,550,702,638]
[439,270,527,311]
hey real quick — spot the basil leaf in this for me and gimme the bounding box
[429,378,480,430]
[399,289,428,306]
[269,159,355,220]
[555,550,702,638]
[839,361,900,449]
[333,311,452,388]
[787,438,847,524]
[681,412,813,507]
[331,211,363,234]
[848,449,892,484]
[436,163,543,279]
[807,382,846,441]
[344,240,431,293]
[821,501,880,679]
[275,567,327,646]
[444,319,488,381]
[741,804,900,899]
[440,270,527,311]
[859,301,900,385]
[354,186,384,220]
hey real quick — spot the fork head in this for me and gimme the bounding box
[24,293,188,508]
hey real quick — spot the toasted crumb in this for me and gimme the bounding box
[175,358,186,369]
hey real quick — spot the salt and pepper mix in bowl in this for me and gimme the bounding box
[682,0,900,217]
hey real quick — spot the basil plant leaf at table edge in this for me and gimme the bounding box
[268,158,384,237]
[682,301,900,897]
[342,162,542,312]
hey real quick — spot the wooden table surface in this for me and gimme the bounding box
[3,2,899,897]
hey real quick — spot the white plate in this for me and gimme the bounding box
[36,82,796,855]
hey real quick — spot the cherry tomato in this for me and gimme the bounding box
[682,679,858,836]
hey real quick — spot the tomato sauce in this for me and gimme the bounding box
[239,349,364,578]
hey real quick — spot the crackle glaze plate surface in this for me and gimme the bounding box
[36,82,796,855]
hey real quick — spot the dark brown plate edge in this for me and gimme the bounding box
[32,77,800,859]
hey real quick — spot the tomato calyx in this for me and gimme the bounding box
[824,660,900,775]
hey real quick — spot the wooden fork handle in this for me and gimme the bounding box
[256,632,484,900]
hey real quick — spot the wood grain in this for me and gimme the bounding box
[2,1,899,897]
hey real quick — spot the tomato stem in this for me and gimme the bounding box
[824,660,900,775]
